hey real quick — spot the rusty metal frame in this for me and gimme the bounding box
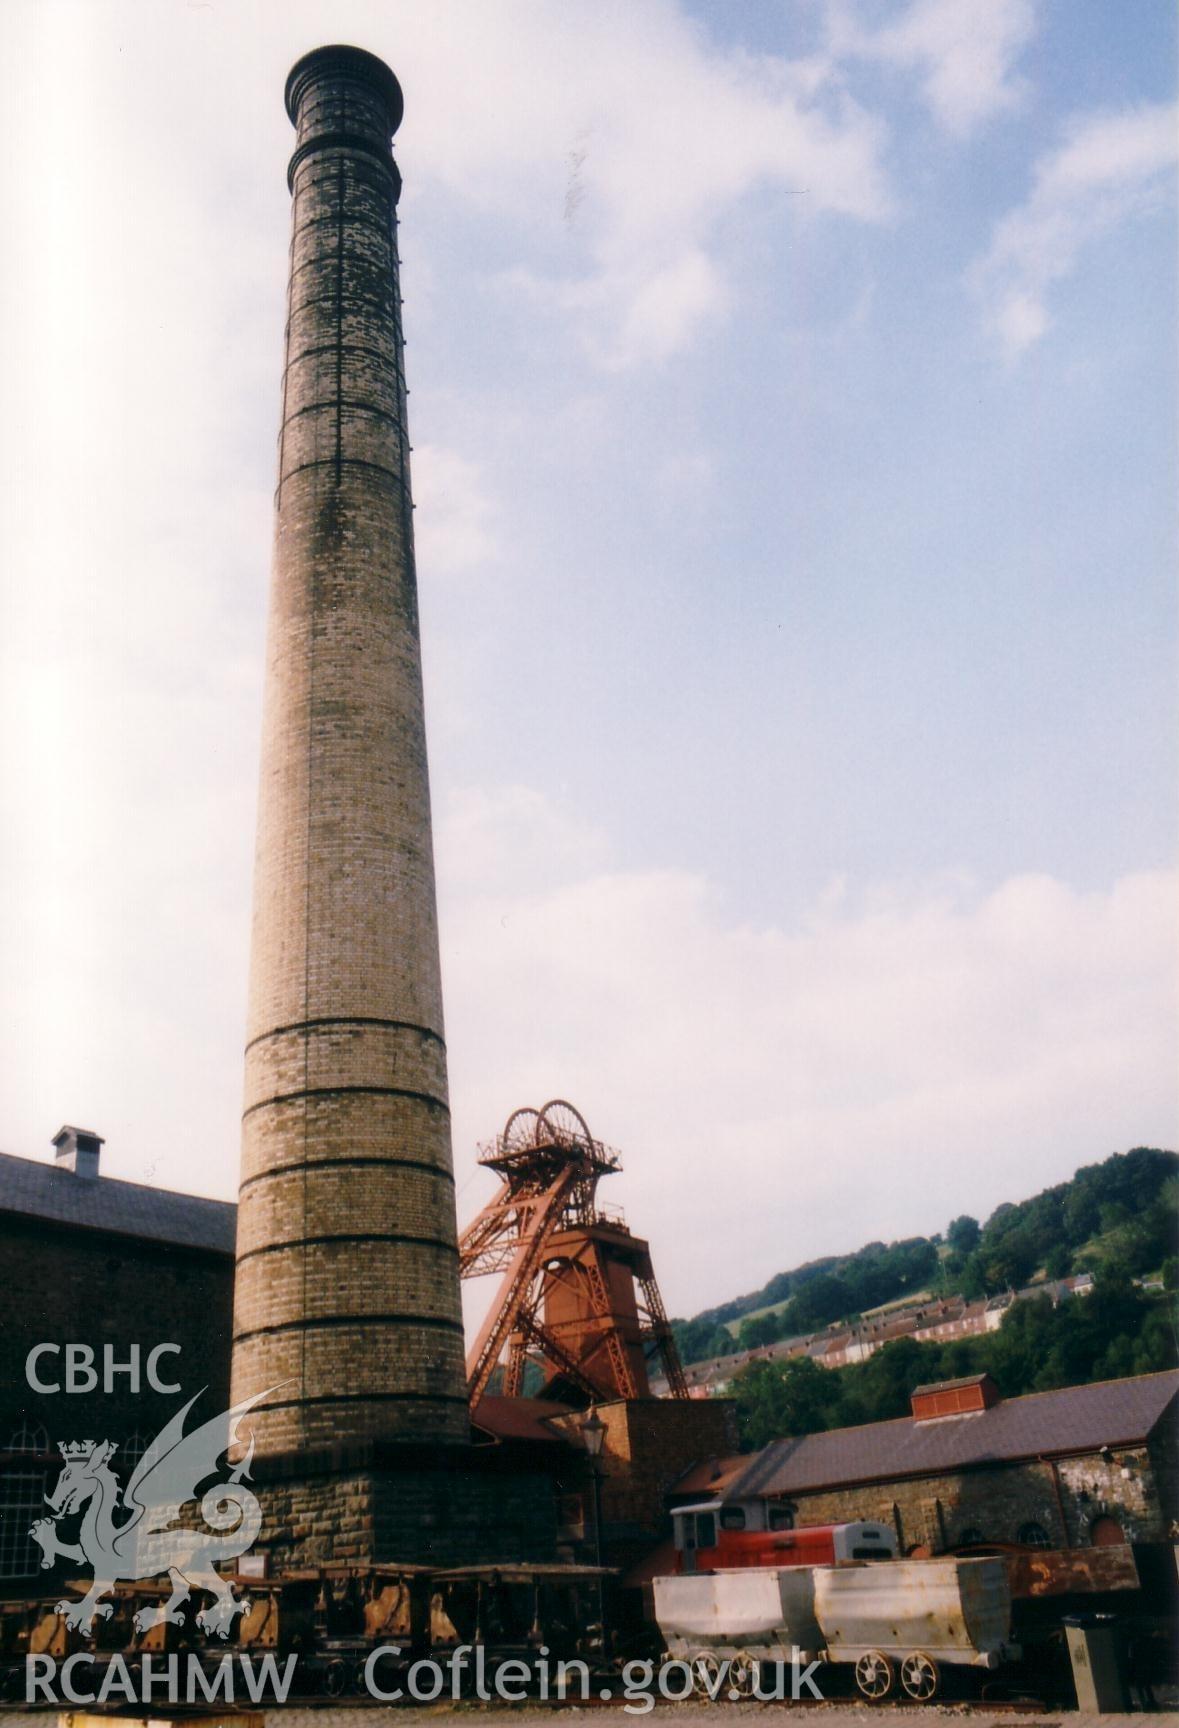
[459,1101,689,1405]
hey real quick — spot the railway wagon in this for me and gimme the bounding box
[652,1555,1017,1702]
[814,1556,1017,1700]
[655,1565,823,1666]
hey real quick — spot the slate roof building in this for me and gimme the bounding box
[670,1369,1179,1556]
[0,1132,235,1579]
[0,1137,235,1255]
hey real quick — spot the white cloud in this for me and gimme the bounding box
[831,0,1037,138]
[971,101,1178,357]
[412,444,499,575]
[396,0,892,365]
[0,0,893,387]
[615,251,728,370]
[439,789,1178,1312]
[551,248,730,371]
[438,786,610,897]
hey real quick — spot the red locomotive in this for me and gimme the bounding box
[670,1499,897,1572]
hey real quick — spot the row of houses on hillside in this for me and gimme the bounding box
[659,1273,1096,1399]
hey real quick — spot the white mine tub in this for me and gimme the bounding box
[653,1567,823,1664]
[814,1556,1018,1699]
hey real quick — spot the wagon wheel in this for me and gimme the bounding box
[729,1651,758,1697]
[854,1650,895,1700]
[323,1659,351,1697]
[537,1099,594,1151]
[900,1651,940,1701]
[692,1651,722,1697]
[501,1106,542,1152]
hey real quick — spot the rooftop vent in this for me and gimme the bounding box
[52,1125,104,1179]
[911,1373,1000,1422]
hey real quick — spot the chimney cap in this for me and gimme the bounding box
[52,1124,104,1179]
[285,45,404,134]
[52,1125,105,1151]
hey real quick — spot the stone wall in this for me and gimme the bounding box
[773,1445,1169,1551]
[1055,1444,1166,1543]
[252,1453,559,1568]
[1147,1418,1179,1538]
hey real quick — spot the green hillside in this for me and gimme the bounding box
[670,1146,1178,1366]
[733,1277,1179,1450]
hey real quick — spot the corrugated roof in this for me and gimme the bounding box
[729,1370,1179,1499]
[0,1150,236,1254]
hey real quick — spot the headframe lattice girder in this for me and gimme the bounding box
[463,1167,582,1405]
[458,1101,689,1404]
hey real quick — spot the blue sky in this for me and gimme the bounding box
[1,0,1174,1314]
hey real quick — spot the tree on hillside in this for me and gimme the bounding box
[843,1336,934,1422]
[979,1224,1040,1292]
[738,1310,786,1349]
[986,1293,1057,1388]
[947,1215,981,1254]
[1045,1243,1072,1279]
[1063,1182,1101,1243]
[670,1315,734,1364]
[733,1356,839,1450]
[673,1148,1178,1366]
[789,1271,855,1330]
[727,1283,1178,1450]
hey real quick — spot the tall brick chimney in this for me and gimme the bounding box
[231,46,469,1457]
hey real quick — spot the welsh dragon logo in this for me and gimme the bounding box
[30,1387,271,1638]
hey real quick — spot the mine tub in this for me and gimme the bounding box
[814,1556,1016,1671]
[653,1567,823,1663]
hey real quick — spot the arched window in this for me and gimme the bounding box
[1018,1521,1051,1548]
[123,1433,148,1469]
[7,1423,49,1454]
[1090,1515,1127,1547]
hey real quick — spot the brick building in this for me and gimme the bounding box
[0,1131,235,1580]
[670,1370,1179,1555]
[549,1396,737,1572]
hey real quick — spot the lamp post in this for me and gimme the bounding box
[580,1406,609,1660]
